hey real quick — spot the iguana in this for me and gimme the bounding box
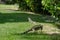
[22,24,43,34]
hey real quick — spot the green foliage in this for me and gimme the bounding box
[25,0,43,12]
[19,0,56,14]
[5,0,17,4]
[42,0,56,16]
[55,0,60,7]
[18,0,30,11]
[18,0,43,12]
[55,0,60,18]
[18,0,60,18]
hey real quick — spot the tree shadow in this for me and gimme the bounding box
[51,33,60,40]
[0,12,40,23]
[0,12,56,24]
[56,24,60,29]
[12,32,60,40]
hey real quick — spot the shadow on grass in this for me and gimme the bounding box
[0,12,41,23]
[0,12,56,23]
[12,32,60,40]
[56,24,60,29]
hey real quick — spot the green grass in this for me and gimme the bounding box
[0,4,60,40]
[0,23,60,40]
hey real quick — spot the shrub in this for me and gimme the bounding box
[18,0,31,11]
[5,0,17,4]
[25,0,43,12]
[42,0,57,16]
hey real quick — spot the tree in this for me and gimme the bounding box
[5,0,17,4]
[18,0,31,11]
[18,0,44,13]
[25,0,43,13]
[18,0,58,16]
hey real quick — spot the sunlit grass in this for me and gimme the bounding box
[0,4,19,13]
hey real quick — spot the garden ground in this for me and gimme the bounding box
[0,4,60,40]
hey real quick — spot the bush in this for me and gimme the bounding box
[19,0,50,14]
[18,0,31,11]
[5,0,17,4]
[18,0,58,16]
[25,0,43,12]
[42,0,56,16]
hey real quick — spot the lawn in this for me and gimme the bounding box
[0,4,60,40]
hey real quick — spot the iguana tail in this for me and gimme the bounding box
[22,29,32,34]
